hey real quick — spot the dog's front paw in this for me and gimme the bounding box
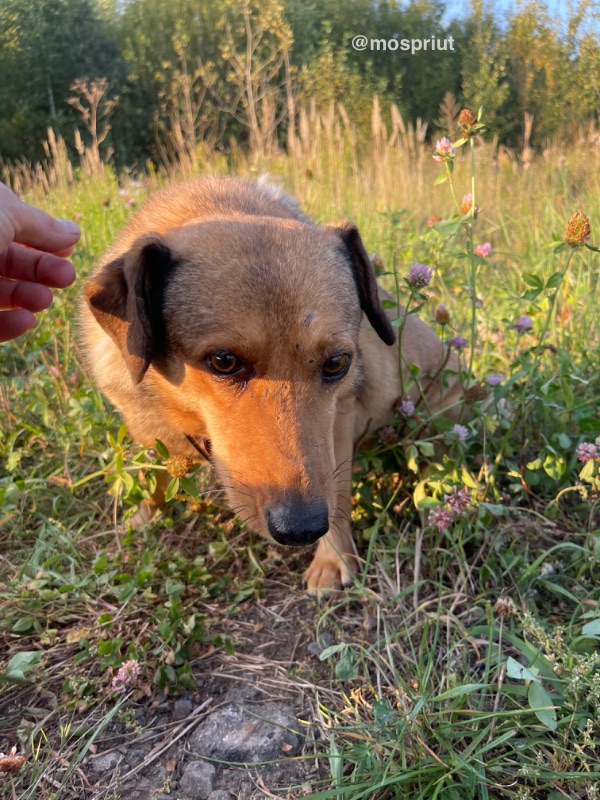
[303,551,358,593]
[128,500,159,530]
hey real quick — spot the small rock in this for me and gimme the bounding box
[90,750,122,772]
[208,792,233,800]
[179,760,217,800]
[307,631,334,656]
[188,702,301,763]
[173,698,193,720]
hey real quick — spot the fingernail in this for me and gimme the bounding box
[57,219,81,237]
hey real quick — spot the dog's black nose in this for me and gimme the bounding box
[266,499,329,546]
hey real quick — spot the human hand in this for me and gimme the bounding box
[0,182,80,343]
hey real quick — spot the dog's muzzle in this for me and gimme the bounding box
[266,499,329,546]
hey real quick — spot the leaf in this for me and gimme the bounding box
[319,644,346,661]
[545,271,564,289]
[335,647,356,680]
[581,618,600,637]
[1,651,42,683]
[154,438,170,459]
[165,477,180,502]
[522,272,543,289]
[434,174,448,185]
[527,680,557,730]
[506,656,538,682]
[542,453,566,480]
[431,683,488,702]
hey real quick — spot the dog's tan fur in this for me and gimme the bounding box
[80,177,461,591]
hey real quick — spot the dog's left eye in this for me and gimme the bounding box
[322,353,352,382]
[206,350,245,377]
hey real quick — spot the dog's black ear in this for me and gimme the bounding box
[328,221,396,346]
[84,234,174,384]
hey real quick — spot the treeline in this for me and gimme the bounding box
[0,0,598,167]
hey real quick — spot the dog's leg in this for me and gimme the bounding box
[304,406,359,592]
[129,470,171,529]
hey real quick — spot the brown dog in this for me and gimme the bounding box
[80,177,461,591]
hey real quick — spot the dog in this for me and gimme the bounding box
[80,176,462,591]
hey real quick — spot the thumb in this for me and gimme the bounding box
[13,200,81,253]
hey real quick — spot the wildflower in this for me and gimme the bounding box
[111,659,141,694]
[407,263,433,289]
[564,210,591,248]
[393,398,415,419]
[428,215,442,227]
[458,108,478,136]
[73,212,83,222]
[432,137,456,162]
[452,424,469,441]
[460,193,479,218]
[50,365,62,377]
[514,315,533,333]
[444,486,471,513]
[370,253,384,272]
[494,595,517,620]
[124,196,136,208]
[379,425,397,446]
[435,303,450,325]
[166,455,194,478]
[450,335,468,349]
[474,242,492,258]
[428,506,453,531]
[0,751,26,775]
[485,373,504,386]
[576,442,598,463]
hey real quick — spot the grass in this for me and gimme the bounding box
[1,111,600,799]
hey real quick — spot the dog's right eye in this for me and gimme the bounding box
[206,350,244,377]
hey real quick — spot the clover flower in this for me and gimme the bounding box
[407,263,433,288]
[111,659,141,694]
[461,193,479,218]
[485,373,504,386]
[394,398,415,419]
[428,506,454,531]
[514,315,533,333]
[444,486,471,513]
[432,137,456,162]
[564,210,591,248]
[474,242,492,258]
[379,425,397,446]
[458,108,478,136]
[450,335,468,349]
[435,303,450,325]
[452,424,469,441]
[576,442,598,463]
[370,253,384,272]
[428,215,442,227]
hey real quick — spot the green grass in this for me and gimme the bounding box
[1,129,600,799]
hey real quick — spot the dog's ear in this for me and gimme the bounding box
[83,234,174,384]
[327,221,396,346]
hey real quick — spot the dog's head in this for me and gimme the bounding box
[84,217,394,547]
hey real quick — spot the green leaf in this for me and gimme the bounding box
[506,656,538,682]
[434,174,448,185]
[542,453,566,480]
[319,644,346,661]
[545,271,564,289]
[12,615,35,633]
[335,647,356,680]
[522,272,543,289]
[117,424,128,446]
[181,476,200,498]
[165,477,180,502]
[580,459,597,483]
[431,683,488,701]
[406,444,419,474]
[434,219,463,235]
[1,651,42,683]
[527,680,557,730]
[581,618,600,637]
[154,439,170,459]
